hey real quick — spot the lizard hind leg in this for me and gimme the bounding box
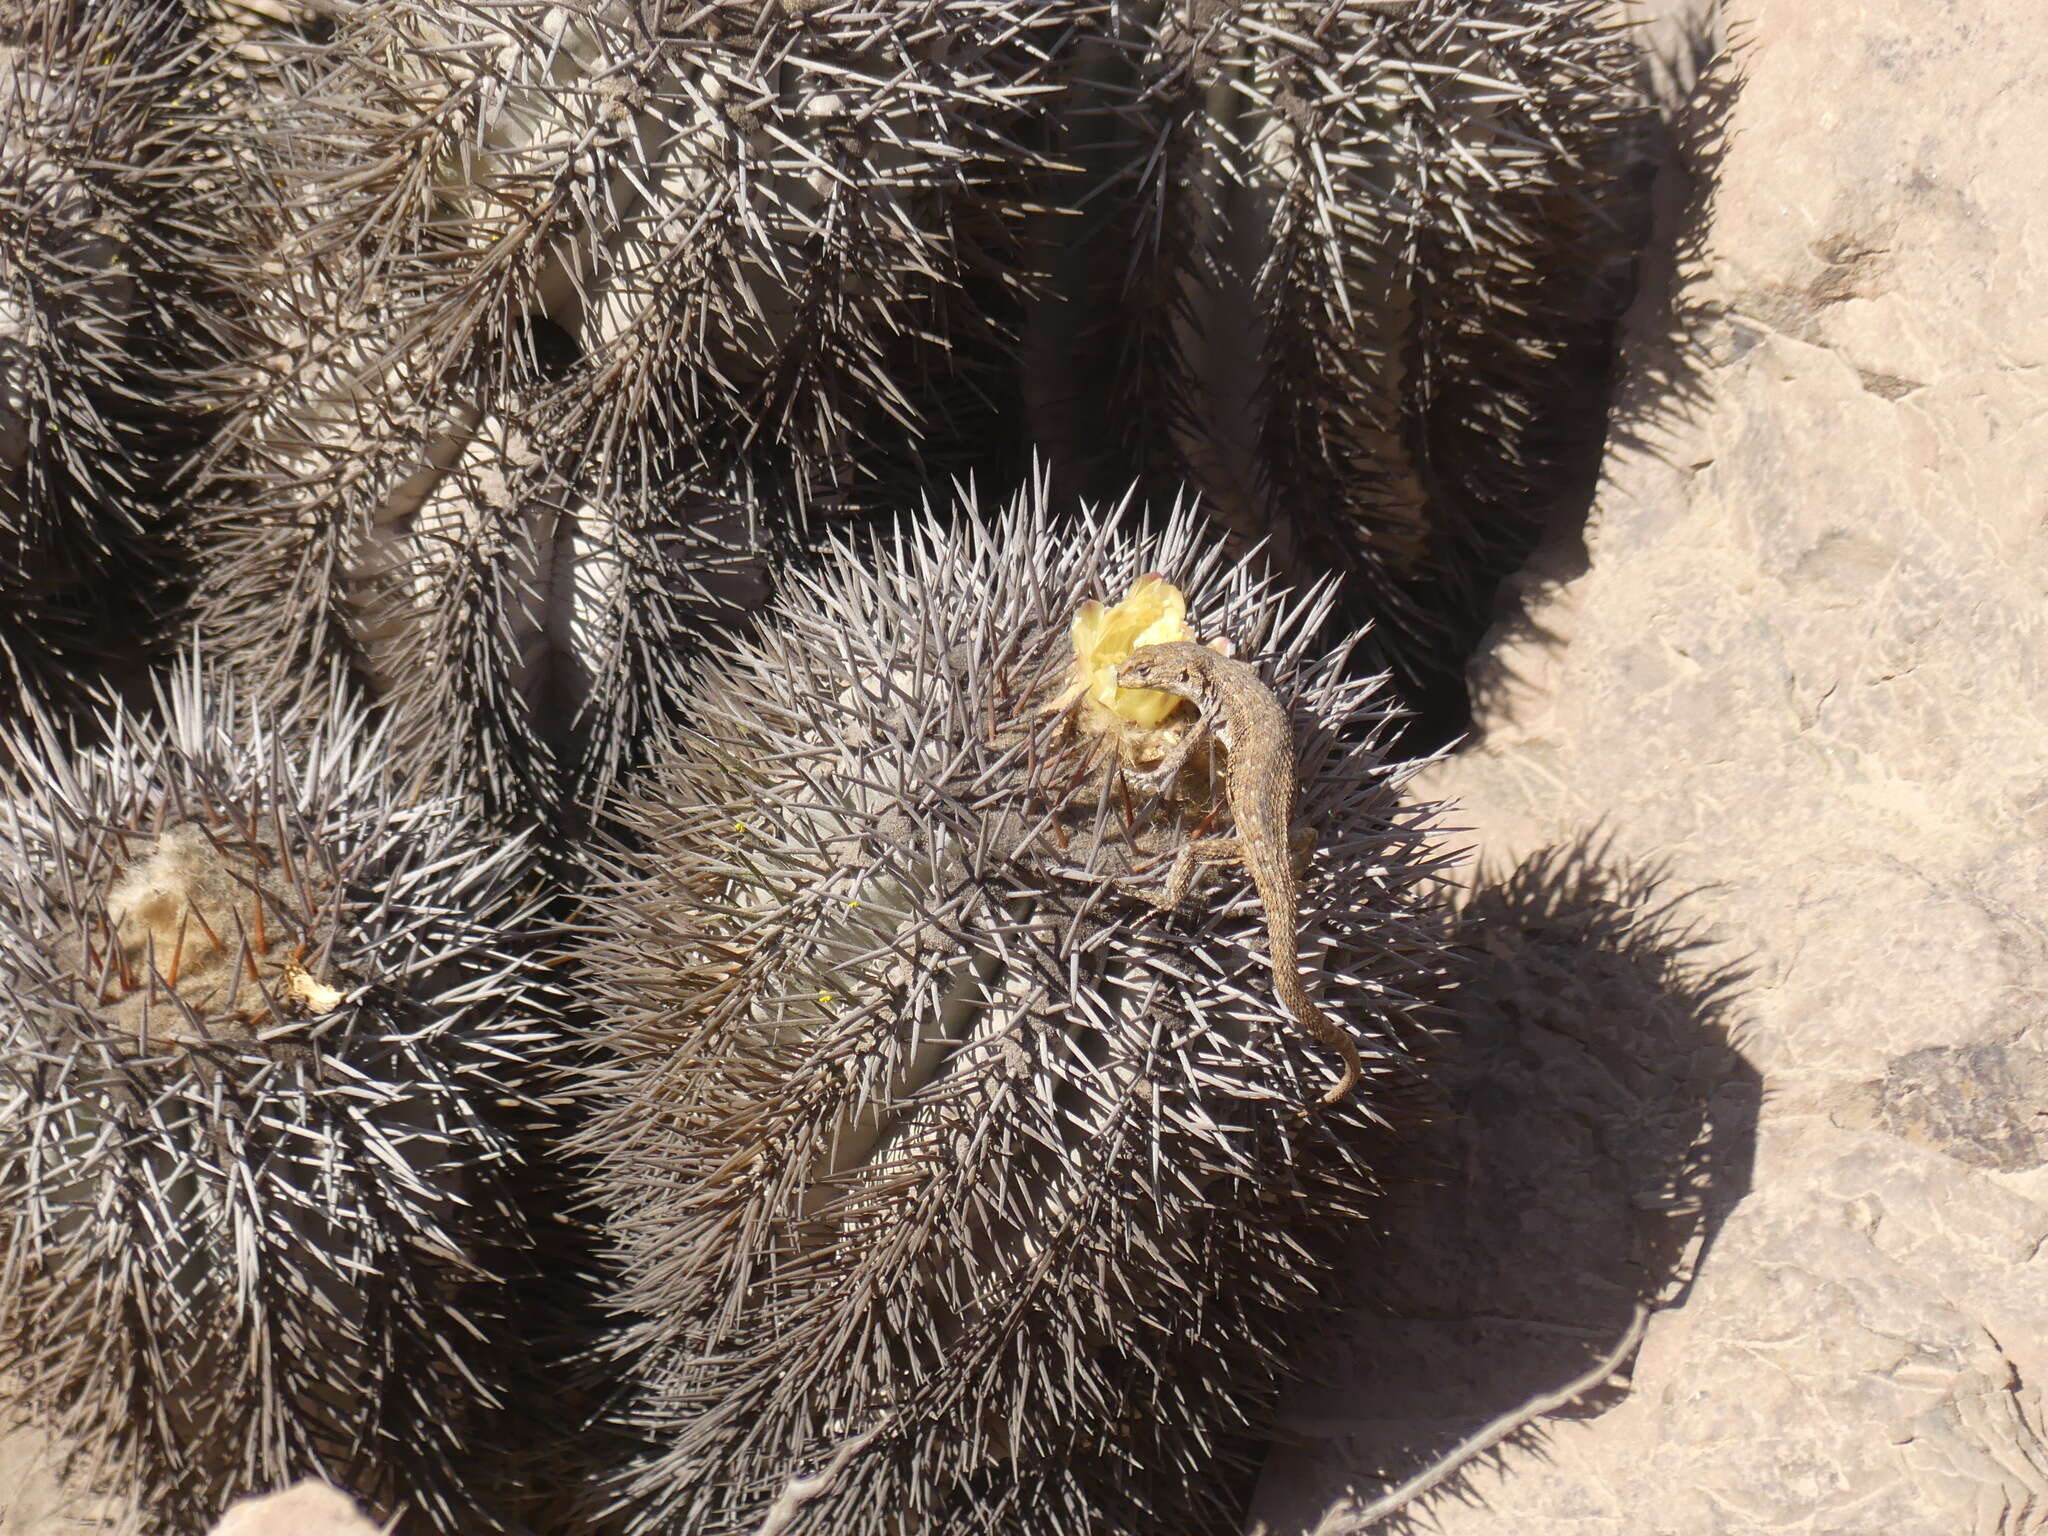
[1146,835,1241,913]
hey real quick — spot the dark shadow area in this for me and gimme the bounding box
[1463,13,1742,741]
[1246,836,1762,1534]
[1602,7,1743,465]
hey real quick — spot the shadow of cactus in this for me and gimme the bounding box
[1246,837,1760,1533]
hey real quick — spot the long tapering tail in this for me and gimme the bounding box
[1267,908,1361,1106]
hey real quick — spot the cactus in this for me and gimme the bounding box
[184,0,1101,826]
[240,0,1092,500]
[0,654,566,1531]
[0,1,1665,1519]
[0,0,237,718]
[1028,0,1645,725]
[194,403,777,831]
[570,484,1452,1533]
[1252,0,1643,697]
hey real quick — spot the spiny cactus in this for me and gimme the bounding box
[1255,0,1642,681]
[1030,1,1644,721]
[571,484,1452,1534]
[0,655,566,1532]
[0,0,235,717]
[196,400,776,832]
[1022,3,1247,524]
[244,0,1092,498]
[185,0,1102,826]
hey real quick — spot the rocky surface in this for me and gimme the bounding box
[1249,0,2048,1532]
[0,1436,376,1536]
[0,1409,128,1534]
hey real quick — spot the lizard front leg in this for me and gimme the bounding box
[1121,711,1210,797]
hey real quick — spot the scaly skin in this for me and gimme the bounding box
[1115,640,1361,1106]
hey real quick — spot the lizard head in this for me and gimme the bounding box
[1115,640,1216,703]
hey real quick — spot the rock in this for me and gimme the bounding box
[207,1481,379,1536]
[0,1406,132,1534]
[1249,0,2048,1532]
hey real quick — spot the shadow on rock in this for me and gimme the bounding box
[1601,20,1744,468]
[1465,9,1741,735]
[1247,836,1762,1534]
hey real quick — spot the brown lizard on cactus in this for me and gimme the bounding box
[1114,640,1362,1107]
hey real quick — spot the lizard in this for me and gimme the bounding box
[1113,640,1361,1107]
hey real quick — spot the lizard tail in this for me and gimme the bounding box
[1312,1014,1363,1107]
[1269,936,1362,1106]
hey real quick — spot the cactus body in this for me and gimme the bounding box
[187,0,1101,825]
[0,0,236,717]
[573,484,1451,1534]
[1031,0,1644,720]
[0,656,564,1531]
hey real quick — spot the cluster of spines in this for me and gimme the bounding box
[0,0,240,718]
[1032,0,1645,720]
[0,655,566,1532]
[1306,2,1645,657]
[1022,5,1235,519]
[182,0,1106,828]
[570,485,1452,1533]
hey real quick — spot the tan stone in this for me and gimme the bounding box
[207,1481,379,1536]
[0,1412,130,1534]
